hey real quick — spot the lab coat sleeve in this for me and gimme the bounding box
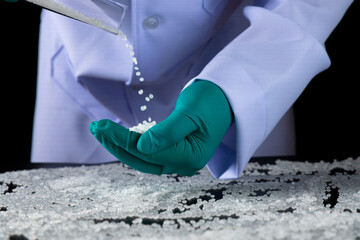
[188,0,354,179]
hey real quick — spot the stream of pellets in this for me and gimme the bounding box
[118,31,157,133]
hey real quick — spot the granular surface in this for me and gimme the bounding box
[1,157,359,239]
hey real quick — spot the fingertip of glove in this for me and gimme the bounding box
[137,136,149,154]
[97,119,112,129]
[89,119,114,133]
[89,121,98,135]
[137,132,156,154]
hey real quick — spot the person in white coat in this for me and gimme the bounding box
[31,0,354,179]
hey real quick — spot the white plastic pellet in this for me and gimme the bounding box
[129,120,157,134]
[0,156,359,239]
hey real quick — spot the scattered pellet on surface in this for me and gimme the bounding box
[1,157,359,239]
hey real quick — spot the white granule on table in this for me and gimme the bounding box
[0,157,359,239]
[129,121,156,134]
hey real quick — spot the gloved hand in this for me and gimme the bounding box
[89,80,233,176]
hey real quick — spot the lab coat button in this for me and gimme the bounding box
[143,16,159,30]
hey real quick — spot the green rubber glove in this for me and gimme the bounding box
[89,80,233,176]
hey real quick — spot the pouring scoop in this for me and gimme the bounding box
[24,0,127,35]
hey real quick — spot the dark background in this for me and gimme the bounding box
[0,1,359,169]
[294,1,359,161]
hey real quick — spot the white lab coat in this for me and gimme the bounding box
[31,0,353,179]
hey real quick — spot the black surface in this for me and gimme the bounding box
[0,1,359,172]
